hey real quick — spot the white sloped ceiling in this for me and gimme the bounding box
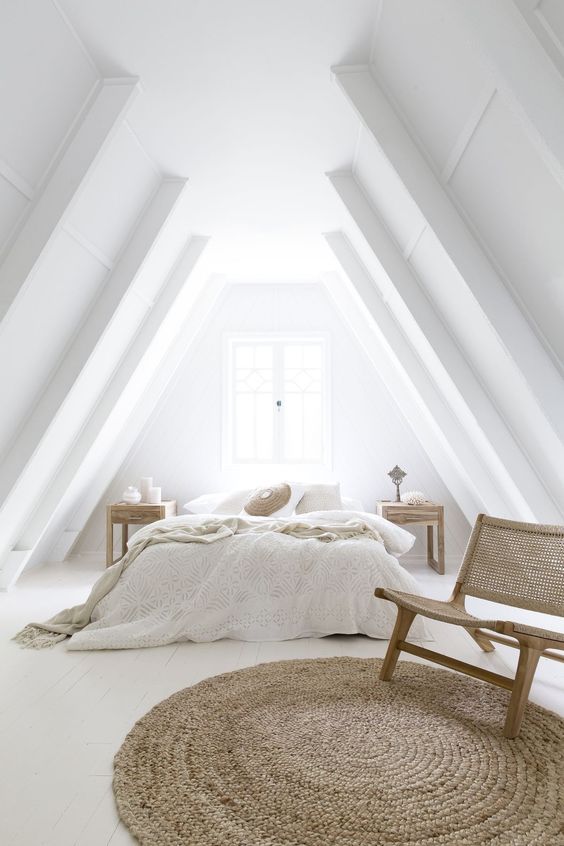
[1,0,562,585]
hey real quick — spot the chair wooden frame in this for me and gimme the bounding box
[375,513,564,738]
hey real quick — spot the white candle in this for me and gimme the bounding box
[148,486,161,504]
[140,477,153,502]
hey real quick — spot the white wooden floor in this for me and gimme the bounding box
[1,557,562,846]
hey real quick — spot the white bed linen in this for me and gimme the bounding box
[67,511,428,650]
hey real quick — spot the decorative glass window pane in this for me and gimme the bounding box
[227,336,328,465]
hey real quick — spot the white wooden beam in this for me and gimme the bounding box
[323,224,538,522]
[332,66,564,515]
[452,0,564,191]
[329,172,564,522]
[0,219,209,590]
[14,241,216,579]
[513,0,564,81]
[0,178,188,501]
[0,78,139,320]
[36,272,226,567]
[332,65,564,445]
[321,260,483,524]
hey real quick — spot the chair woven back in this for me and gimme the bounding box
[458,514,564,615]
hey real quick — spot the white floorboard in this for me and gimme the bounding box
[1,556,562,845]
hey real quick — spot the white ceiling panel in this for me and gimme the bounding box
[68,124,160,264]
[0,174,28,255]
[371,0,491,174]
[56,0,380,274]
[451,92,564,364]
[0,0,97,188]
[538,0,564,50]
[355,128,425,254]
[0,230,108,455]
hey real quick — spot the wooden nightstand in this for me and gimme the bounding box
[106,501,177,567]
[376,501,445,574]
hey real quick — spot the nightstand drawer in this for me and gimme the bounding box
[384,508,439,524]
[111,507,164,524]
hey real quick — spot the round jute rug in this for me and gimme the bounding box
[113,657,564,846]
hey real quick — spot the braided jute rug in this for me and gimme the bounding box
[113,657,564,846]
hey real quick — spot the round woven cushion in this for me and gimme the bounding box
[244,483,291,516]
[113,657,564,846]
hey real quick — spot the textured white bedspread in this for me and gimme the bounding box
[68,511,428,650]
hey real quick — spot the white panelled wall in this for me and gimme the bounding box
[77,282,470,567]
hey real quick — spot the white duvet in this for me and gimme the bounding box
[67,510,428,650]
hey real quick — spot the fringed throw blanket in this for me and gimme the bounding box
[14,515,385,649]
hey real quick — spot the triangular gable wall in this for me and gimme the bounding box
[73,280,471,568]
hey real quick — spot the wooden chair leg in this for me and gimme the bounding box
[504,645,542,739]
[467,627,496,653]
[380,607,416,681]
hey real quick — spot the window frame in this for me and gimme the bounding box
[222,332,331,469]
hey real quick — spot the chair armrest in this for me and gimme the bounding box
[374,587,392,600]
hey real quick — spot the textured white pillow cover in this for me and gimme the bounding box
[295,482,343,514]
[185,486,364,519]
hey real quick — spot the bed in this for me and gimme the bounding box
[57,507,428,650]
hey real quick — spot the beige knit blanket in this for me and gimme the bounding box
[14,516,383,648]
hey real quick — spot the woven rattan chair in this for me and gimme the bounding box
[375,513,564,738]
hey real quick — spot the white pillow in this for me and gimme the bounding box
[295,483,342,514]
[342,496,365,512]
[183,489,251,515]
[241,483,306,518]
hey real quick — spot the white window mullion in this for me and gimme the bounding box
[225,334,329,467]
[273,341,283,463]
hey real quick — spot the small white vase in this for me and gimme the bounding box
[123,486,142,505]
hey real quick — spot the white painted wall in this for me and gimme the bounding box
[77,282,470,567]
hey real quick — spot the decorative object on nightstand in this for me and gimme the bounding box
[140,477,153,502]
[401,490,426,506]
[376,500,445,574]
[106,500,177,567]
[147,486,162,504]
[387,465,407,502]
[122,486,142,505]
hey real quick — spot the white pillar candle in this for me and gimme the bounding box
[148,486,161,504]
[140,477,153,502]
